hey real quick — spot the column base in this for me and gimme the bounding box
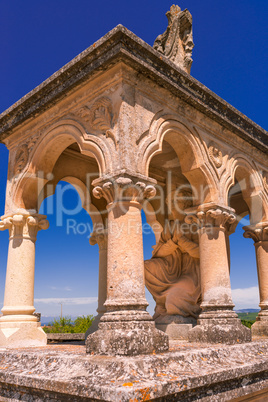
[251,319,268,339]
[0,320,47,348]
[86,320,169,356]
[85,313,103,339]
[155,315,196,340]
[188,317,251,344]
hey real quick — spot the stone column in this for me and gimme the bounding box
[185,204,251,344]
[0,213,49,347]
[86,176,169,355]
[243,222,268,339]
[85,230,108,338]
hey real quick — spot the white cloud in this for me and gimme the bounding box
[49,286,72,291]
[232,286,259,310]
[34,297,98,305]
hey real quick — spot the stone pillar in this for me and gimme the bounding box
[86,176,169,355]
[0,213,49,347]
[185,205,251,344]
[243,223,268,339]
[85,230,108,338]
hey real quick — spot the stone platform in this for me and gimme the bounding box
[0,340,267,401]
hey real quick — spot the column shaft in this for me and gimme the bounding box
[255,241,268,308]
[186,205,251,344]
[105,201,147,311]
[86,230,108,338]
[2,235,36,319]
[244,224,268,338]
[85,176,169,355]
[199,226,234,314]
[0,213,49,347]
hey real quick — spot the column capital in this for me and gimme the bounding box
[92,174,156,205]
[0,213,49,241]
[89,229,108,251]
[243,222,268,243]
[185,204,236,230]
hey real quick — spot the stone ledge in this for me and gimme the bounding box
[0,341,267,401]
[46,333,85,342]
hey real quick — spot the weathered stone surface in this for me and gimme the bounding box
[47,333,85,342]
[252,320,268,340]
[0,8,267,354]
[188,319,251,345]
[155,315,196,340]
[156,322,193,340]
[154,5,194,74]
[0,341,267,401]
[86,321,168,356]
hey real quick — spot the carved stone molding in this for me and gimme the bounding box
[185,205,236,230]
[92,176,156,205]
[14,145,29,175]
[243,223,268,243]
[208,143,223,169]
[263,171,268,192]
[0,213,49,241]
[25,130,43,154]
[153,5,194,74]
[76,97,117,146]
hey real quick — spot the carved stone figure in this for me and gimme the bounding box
[144,191,201,323]
[153,5,194,74]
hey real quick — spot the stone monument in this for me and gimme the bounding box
[0,4,267,400]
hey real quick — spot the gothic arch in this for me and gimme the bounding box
[138,117,218,205]
[12,120,111,212]
[225,154,268,223]
[39,176,104,230]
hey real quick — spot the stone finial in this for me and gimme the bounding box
[154,4,194,74]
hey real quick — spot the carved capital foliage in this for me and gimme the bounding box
[89,230,108,251]
[93,176,156,204]
[208,143,223,169]
[243,223,268,243]
[185,206,236,230]
[0,213,49,240]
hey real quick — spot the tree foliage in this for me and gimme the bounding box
[43,315,94,333]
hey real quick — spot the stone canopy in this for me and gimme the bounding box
[0,21,267,355]
[0,25,267,152]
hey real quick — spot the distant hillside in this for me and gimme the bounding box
[235,309,259,313]
[237,312,258,321]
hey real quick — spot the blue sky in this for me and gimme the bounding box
[0,1,267,319]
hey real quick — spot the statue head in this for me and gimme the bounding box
[166,188,192,220]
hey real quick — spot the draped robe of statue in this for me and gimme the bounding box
[144,221,201,319]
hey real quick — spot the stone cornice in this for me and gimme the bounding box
[0,25,267,153]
